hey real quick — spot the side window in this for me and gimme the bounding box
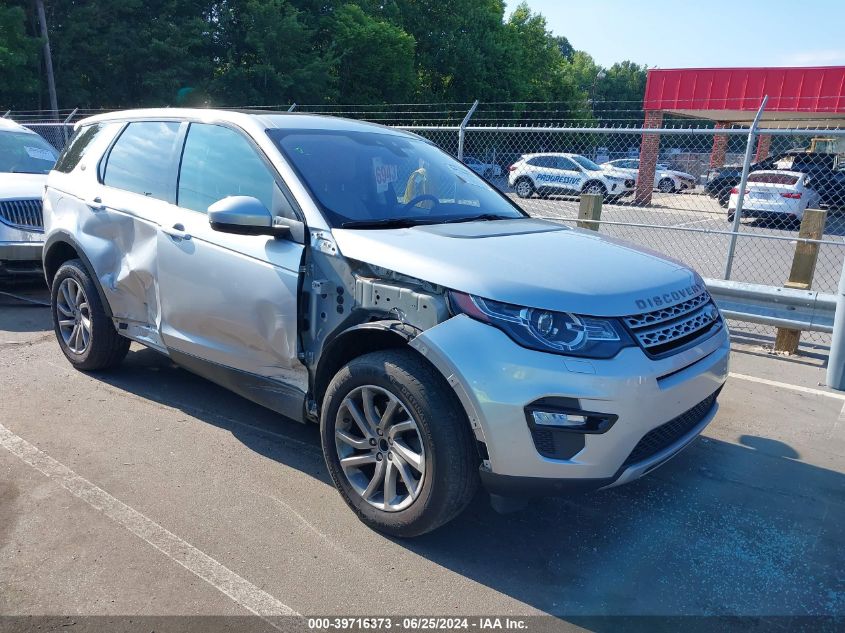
[178,123,296,219]
[55,125,103,173]
[528,156,555,168]
[557,157,579,171]
[103,121,180,200]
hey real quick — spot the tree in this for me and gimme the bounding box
[331,4,415,104]
[495,3,589,117]
[209,0,336,106]
[45,0,215,108]
[0,3,41,109]
[394,0,508,101]
[592,60,648,124]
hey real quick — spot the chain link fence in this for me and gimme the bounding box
[9,105,845,350]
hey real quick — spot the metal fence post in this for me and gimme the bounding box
[62,108,78,145]
[826,255,845,390]
[724,95,768,279]
[457,100,479,161]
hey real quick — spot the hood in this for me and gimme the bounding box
[0,173,48,200]
[333,218,699,317]
[600,168,632,180]
[665,169,695,181]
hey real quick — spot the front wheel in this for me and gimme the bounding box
[657,178,675,193]
[320,349,478,537]
[51,259,130,370]
[582,181,607,197]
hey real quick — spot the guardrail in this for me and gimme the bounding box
[705,274,845,391]
[705,278,835,333]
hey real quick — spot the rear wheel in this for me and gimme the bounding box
[321,349,478,537]
[51,259,129,371]
[514,178,534,198]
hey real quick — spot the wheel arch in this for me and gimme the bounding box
[582,179,607,193]
[313,320,422,408]
[43,231,113,318]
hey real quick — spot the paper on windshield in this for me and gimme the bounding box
[25,146,55,161]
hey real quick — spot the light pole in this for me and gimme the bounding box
[35,0,59,118]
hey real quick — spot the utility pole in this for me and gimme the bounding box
[35,0,59,118]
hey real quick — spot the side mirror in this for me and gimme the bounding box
[208,196,290,237]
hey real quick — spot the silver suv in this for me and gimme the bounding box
[43,109,729,536]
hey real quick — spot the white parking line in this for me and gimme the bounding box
[728,372,845,401]
[0,422,299,620]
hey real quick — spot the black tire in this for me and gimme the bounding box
[320,349,479,537]
[718,189,731,208]
[727,212,735,222]
[51,259,130,371]
[582,181,607,197]
[657,178,675,193]
[514,177,534,199]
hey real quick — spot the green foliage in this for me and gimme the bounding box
[0,0,649,118]
[0,3,41,109]
[209,0,336,106]
[331,4,415,104]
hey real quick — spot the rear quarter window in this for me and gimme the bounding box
[55,124,104,173]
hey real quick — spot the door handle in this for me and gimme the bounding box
[86,196,106,212]
[162,223,192,241]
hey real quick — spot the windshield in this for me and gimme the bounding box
[571,155,601,172]
[268,129,524,227]
[0,131,58,174]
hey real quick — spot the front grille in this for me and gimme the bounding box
[0,199,44,231]
[623,290,721,356]
[623,389,719,467]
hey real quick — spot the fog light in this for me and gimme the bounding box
[532,411,588,427]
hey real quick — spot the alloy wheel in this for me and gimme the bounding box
[56,277,92,354]
[335,385,426,512]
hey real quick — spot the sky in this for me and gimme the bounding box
[517,0,845,69]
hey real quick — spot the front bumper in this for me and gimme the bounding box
[0,241,44,274]
[411,314,729,494]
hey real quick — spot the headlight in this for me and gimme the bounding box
[448,292,633,359]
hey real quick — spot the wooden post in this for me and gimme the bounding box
[774,208,827,354]
[578,194,602,231]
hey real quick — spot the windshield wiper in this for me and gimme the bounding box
[440,213,518,224]
[340,218,435,229]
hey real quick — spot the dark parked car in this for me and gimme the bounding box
[705,150,845,209]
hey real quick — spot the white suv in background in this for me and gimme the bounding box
[603,159,697,193]
[0,119,58,275]
[508,153,635,201]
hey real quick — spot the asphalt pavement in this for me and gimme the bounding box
[1,281,843,629]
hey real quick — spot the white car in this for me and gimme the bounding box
[728,170,820,224]
[603,159,697,193]
[508,153,635,201]
[0,118,58,275]
[463,156,502,178]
